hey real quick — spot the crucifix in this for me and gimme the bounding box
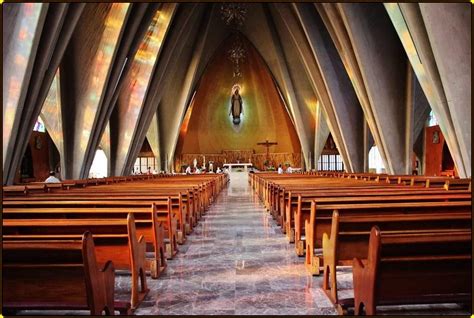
[257,139,278,162]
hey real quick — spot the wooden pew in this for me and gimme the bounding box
[269,179,402,217]
[267,173,457,214]
[283,187,463,242]
[3,213,149,310]
[4,174,227,257]
[11,191,191,244]
[249,173,467,245]
[3,199,174,262]
[445,178,471,190]
[304,201,472,276]
[3,184,48,196]
[293,192,471,254]
[37,176,222,231]
[3,232,131,315]
[322,210,471,308]
[352,227,471,315]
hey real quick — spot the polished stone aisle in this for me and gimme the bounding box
[133,174,337,315]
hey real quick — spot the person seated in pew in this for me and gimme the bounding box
[216,167,222,174]
[44,171,61,183]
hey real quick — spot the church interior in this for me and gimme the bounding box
[2,2,472,316]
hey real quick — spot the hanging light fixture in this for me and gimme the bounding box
[220,3,247,27]
[227,37,246,78]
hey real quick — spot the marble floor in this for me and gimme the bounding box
[131,173,338,315]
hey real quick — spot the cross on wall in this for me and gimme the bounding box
[256,139,278,162]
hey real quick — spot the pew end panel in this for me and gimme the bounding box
[353,226,471,315]
[3,232,121,315]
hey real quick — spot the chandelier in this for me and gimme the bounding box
[227,37,246,78]
[220,3,247,27]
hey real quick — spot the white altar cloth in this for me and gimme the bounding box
[223,163,252,172]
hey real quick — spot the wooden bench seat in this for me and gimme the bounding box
[284,189,470,243]
[3,199,174,262]
[274,190,470,252]
[292,192,471,255]
[445,178,471,190]
[322,210,472,306]
[270,183,410,219]
[275,184,455,221]
[352,227,471,315]
[3,214,149,310]
[8,192,192,244]
[304,201,472,276]
[3,232,131,315]
[18,183,210,234]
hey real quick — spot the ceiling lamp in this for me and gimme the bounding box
[227,36,246,78]
[220,3,247,27]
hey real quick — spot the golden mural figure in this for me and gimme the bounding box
[229,85,243,125]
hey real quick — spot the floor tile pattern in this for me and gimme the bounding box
[131,175,338,315]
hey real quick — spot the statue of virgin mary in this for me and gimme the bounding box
[229,85,243,125]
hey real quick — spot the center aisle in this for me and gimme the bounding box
[134,173,337,315]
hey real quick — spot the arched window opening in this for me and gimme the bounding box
[317,154,344,171]
[133,138,158,174]
[427,110,439,127]
[317,134,344,172]
[33,116,46,132]
[369,145,385,173]
[89,148,108,178]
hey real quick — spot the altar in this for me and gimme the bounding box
[223,163,253,172]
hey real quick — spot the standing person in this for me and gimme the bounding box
[277,164,283,174]
[185,165,192,175]
[44,171,61,183]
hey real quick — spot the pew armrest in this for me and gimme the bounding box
[353,257,365,272]
[352,257,373,315]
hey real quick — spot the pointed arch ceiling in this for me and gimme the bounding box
[174,34,301,158]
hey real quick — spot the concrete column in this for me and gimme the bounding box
[404,62,414,175]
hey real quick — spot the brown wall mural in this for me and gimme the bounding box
[174,35,301,171]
